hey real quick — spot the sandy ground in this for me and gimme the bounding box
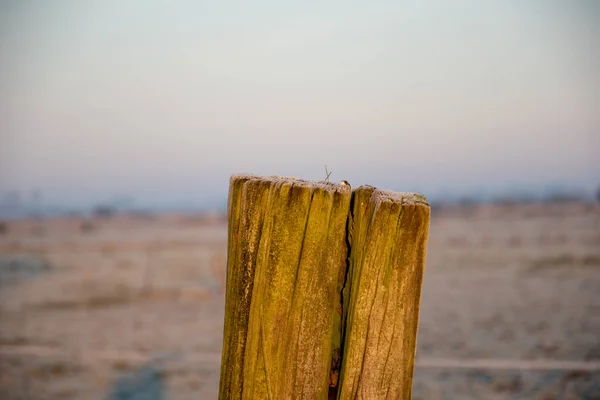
[0,203,599,399]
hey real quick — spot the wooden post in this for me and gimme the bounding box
[337,186,430,399]
[219,175,430,400]
[219,175,352,399]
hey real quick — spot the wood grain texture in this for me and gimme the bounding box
[219,176,430,400]
[219,175,351,400]
[337,186,430,400]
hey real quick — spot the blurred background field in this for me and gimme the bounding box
[1,1,599,398]
[1,200,599,399]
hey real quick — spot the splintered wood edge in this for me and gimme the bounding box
[357,185,430,207]
[231,175,429,205]
[230,174,351,194]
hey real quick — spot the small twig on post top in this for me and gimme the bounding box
[325,165,333,183]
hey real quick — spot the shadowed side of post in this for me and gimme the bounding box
[219,175,351,399]
[337,186,430,400]
[219,176,270,399]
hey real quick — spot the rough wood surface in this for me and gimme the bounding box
[337,186,430,400]
[219,175,351,399]
[219,175,430,400]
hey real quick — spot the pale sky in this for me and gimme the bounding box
[1,1,598,208]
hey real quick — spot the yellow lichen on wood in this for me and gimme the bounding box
[337,186,430,400]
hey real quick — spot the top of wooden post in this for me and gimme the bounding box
[230,174,349,192]
[230,174,429,206]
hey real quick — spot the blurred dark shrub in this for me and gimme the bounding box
[93,205,116,219]
[80,220,95,233]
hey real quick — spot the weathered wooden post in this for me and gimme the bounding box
[337,186,429,399]
[219,175,430,400]
[219,175,352,399]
